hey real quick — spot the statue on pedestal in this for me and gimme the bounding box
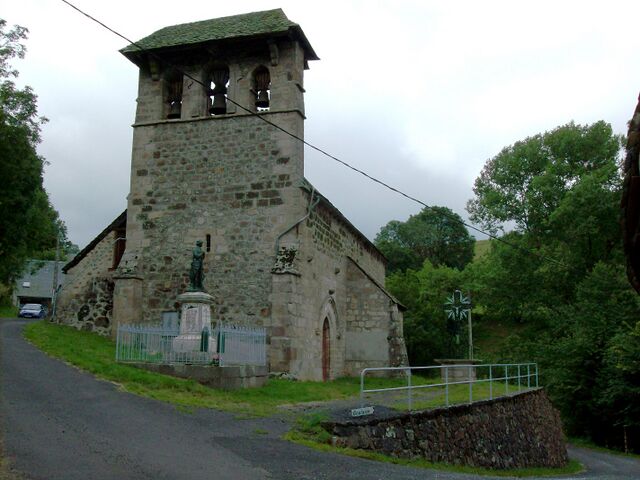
[188,240,205,292]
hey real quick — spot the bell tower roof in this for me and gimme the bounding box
[121,8,318,66]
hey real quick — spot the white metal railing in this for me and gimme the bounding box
[214,323,266,367]
[115,322,266,367]
[360,363,538,410]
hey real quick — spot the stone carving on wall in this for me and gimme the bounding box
[272,245,299,275]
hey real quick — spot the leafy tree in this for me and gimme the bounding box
[375,206,475,273]
[0,19,71,289]
[467,121,622,236]
[463,120,640,451]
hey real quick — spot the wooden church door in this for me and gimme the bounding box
[322,318,330,381]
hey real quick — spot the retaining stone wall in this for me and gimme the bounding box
[322,389,568,469]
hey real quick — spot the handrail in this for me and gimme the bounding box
[360,362,538,409]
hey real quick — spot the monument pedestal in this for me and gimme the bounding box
[435,359,483,383]
[172,291,215,353]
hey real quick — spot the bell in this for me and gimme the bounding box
[167,101,181,119]
[209,94,227,115]
[255,90,270,109]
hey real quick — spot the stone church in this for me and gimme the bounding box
[56,9,408,381]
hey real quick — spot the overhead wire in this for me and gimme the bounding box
[59,0,566,267]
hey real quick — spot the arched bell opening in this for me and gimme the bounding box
[208,65,230,115]
[165,70,183,119]
[252,65,271,111]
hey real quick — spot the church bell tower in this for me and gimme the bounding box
[112,9,318,331]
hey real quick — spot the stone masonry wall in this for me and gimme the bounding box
[124,112,305,327]
[307,201,386,283]
[268,192,407,380]
[118,38,307,329]
[343,260,407,374]
[56,231,116,335]
[323,389,568,469]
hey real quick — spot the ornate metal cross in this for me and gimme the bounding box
[444,290,473,359]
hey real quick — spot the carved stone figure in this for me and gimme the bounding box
[188,240,205,291]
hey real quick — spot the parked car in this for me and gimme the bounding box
[18,303,46,318]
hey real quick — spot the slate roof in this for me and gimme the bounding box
[14,260,65,300]
[121,9,318,61]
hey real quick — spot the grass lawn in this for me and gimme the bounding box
[0,305,17,318]
[23,321,540,416]
[474,239,492,260]
[23,321,410,416]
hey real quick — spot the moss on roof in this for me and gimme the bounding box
[121,8,317,60]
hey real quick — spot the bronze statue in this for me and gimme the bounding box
[188,240,205,291]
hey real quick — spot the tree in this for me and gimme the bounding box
[375,206,475,273]
[467,121,622,236]
[0,19,70,288]
[466,120,640,451]
[387,261,468,365]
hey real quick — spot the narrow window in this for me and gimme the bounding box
[253,66,270,111]
[206,234,211,253]
[209,66,230,115]
[166,72,183,119]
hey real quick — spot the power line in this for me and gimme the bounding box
[59,0,566,267]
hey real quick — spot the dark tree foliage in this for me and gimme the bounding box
[467,121,622,236]
[375,206,475,273]
[464,120,640,452]
[386,261,468,365]
[0,19,72,289]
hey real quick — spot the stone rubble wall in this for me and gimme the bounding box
[55,231,116,335]
[323,389,568,469]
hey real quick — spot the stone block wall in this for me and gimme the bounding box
[343,260,407,374]
[323,389,568,469]
[307,201,386,283]
[56,231,117,334]
[120,110,306,326]
[268,189,407,380]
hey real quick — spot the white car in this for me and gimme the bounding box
[18,303,46,318]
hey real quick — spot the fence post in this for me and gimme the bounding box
[445,366,449,407]
[505,365,509,395]
[407,368,413,411]
[115,327,120,362]
[489,364,493,400]
[535,363,539,387]
[468,365,473,403]
[518,364,521,392]
[360,369,365,408]
[527,364,531,388]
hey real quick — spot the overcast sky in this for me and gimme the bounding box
[4,0,640,248]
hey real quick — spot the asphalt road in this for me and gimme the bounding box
[1,318,639,480]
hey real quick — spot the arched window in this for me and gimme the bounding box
[208,66,230,115]
[253,66,271,111]
[165,71,183,119]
